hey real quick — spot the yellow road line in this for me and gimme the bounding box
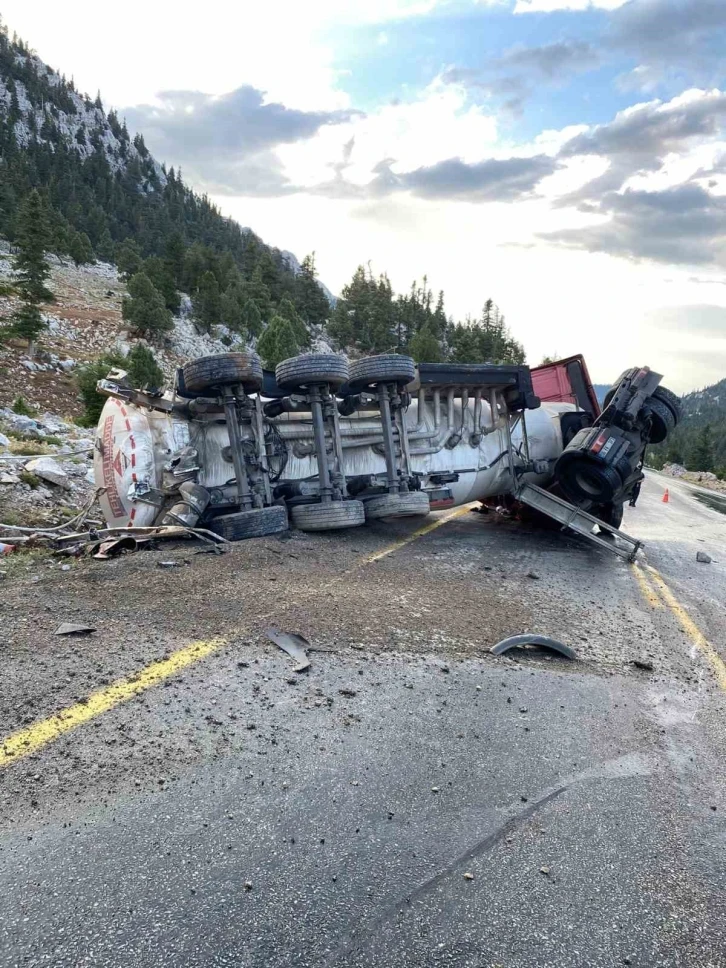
[1,502,477,768]
[632,563,664,609]
[0,638,225,769]
[645,566,726,691]
[365,503,476,563]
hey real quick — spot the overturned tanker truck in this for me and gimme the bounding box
[94,351,681,560]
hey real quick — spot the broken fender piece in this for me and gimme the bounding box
[55,623,96,636]
[490,634,576,660]
[265,628,311,672]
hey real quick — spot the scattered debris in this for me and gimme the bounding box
[463,872,474,880]
[490,634,577,660]
[265,628,312,672]
[339,687,358,697]
[0,542,16,554]
[696,551,712,564]
[527,571,541,580]
[539,866,551,876]
[631,659,654,672]
[157,560,183,569]
[54,623,96,636]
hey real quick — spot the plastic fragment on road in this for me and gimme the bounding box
[54,623,96,636]
[490,633,577,660]
[265,628,312,672]
[0,542,16,554]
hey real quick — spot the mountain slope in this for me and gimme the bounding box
[650,378,726,475]
[0,25,328,317]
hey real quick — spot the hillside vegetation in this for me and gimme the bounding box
[0,20,524,375]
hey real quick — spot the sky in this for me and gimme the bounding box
[3,0,726,392]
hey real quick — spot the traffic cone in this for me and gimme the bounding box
[662,489,670,503]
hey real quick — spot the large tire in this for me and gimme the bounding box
[651,386,682,425]
[364,491,430,520]
[275,354,349,392]
[207,505,288,541]
[182,353,263,394]
[347,354,416,393]
[291,500,365,531]
[642,397,675,444]
[595,501,623,530]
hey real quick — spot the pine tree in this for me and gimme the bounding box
[221,283,245,333]
[68,230,94,266]
[12,188,53,304]
[257,315,301,369]
[116,239,143,281]
[277,296,310,348]
[125,344,164,389]
[9,303,46,345]
[295,253,329,326]
[143,256,179,313]
[409,323,443,363]
[246,266,272,321]
[164,231,186,289]
[689,424,714,472]
[193,270,221,332]
[242,299,263,338]
[122,272,173,340]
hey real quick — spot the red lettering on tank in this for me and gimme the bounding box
[101,415,125,518]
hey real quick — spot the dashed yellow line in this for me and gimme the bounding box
[0,638,225,769]
[365,503,476,563]
[632,563,664,609]
[644,566,726,692]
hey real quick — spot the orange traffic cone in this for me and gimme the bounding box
[662,489,670,503]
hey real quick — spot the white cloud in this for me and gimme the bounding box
[277,79,498,189]
[514,0,627,11]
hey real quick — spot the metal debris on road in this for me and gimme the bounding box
[490,634,577,660]
[265,628,312,672]
[54,623,96,636]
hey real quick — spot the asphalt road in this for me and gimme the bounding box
[1,475,725,968]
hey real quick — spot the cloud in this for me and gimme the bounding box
[542,183,726,266]
[124,85,358,194]
[608,0,726,74]
[560,89,726,161]
[646,304,726,338]
[552,89,726,211]
[496,39,600,78]
[514,0,627,11]
[442,40,599,113]
[381,154,559,200]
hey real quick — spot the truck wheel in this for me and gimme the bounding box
[275,354,349,392]
[207,505,288,541]
[642,397,675,444]
[290,500,365,531]
[364,491,430,520]
[182,353,263,394]
[651,386,682,424]
[596,501,623,530]
[347,354,416,393]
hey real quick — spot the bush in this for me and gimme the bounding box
[76,345,165,426]
[76,352,124,427]
[12,395,36,416]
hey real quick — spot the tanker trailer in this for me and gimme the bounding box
[93,351,679,556]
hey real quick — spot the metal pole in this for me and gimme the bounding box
[309,385,333,502]
[223,389,253,509]
[254,395,272,505]
[378,383,400,494]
